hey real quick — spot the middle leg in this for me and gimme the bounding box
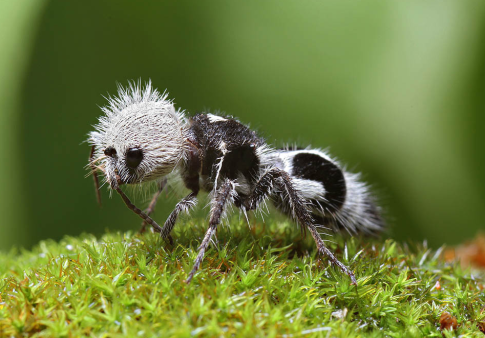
[160,191,198,245]
[185,179,235,284]
[140,178,167,233]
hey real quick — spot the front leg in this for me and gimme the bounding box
[160,191,198,245]
[186,179,235,284]
[244,167,357,285]
[114,184,163,235]
[140,178,167,233]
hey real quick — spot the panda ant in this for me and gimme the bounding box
[87,81,384,284]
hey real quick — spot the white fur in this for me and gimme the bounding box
[207,114,227,123]
[88,80,187,186]
[213,141,229,191]
[292,178,326,200]
[266,149,383,234]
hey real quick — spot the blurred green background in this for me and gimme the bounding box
[1,0,484,251]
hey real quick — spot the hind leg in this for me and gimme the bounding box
[244,168,357,284]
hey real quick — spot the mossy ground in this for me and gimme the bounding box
[1,218,484,337]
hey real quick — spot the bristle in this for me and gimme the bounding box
[89,145,102,206]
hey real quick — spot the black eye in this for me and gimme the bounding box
[126,148,143,169]
[104,147,117,157]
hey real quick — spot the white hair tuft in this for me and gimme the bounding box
[88,80,188,187]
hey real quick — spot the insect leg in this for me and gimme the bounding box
[140,178,167,233]
[160,191,198,245]
[245,168,313,231]
[113,183,166,239]
[245,167,357,285]
[186,179,235,284]
[306,222,357,284]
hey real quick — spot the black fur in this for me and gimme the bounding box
[291,152,347,212]
[185,114,264,192]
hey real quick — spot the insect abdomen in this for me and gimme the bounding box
[272,149,384,234]
[291,152,347,213]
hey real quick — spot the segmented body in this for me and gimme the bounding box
[181,113,383,235]
[88,82,384,284]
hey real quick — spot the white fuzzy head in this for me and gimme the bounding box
[88,81,187,187]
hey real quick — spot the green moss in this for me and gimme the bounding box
[1,219,484,337]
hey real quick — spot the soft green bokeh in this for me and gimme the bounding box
[1,0,484,250]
